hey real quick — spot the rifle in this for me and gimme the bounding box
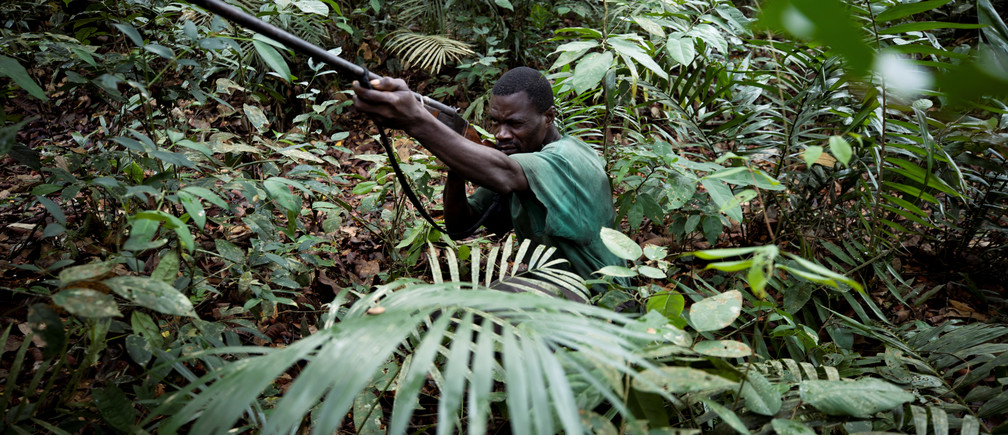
[187,0,497,236]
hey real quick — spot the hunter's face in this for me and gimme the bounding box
[488,91,555,155]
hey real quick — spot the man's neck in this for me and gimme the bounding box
[543,127,562,146]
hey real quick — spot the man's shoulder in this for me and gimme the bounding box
[542,135,590,152]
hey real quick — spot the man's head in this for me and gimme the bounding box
[488,67,558,155]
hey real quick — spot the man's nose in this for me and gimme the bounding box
[495,126,513,141]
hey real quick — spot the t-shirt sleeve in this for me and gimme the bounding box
[510,141,607,245]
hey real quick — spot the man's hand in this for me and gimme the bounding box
[351,77,429,132]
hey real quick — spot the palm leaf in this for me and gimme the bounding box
[428,237,591,302]
[151,284,674,433]
[386,31,475,74]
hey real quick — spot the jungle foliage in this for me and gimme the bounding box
[1,0,1007,433]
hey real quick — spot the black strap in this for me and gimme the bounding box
[359,67,498,239]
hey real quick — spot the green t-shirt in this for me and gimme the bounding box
[468,135,625,287]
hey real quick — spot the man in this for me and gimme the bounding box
[352,67,624,294]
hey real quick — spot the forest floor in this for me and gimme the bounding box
[2,70,1007,425]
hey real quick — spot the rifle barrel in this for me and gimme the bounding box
[187,0,458,116]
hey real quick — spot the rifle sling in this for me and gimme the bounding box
[375,127,502,240]
[362,69,498,239]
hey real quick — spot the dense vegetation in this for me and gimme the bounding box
[2,0,1007,433]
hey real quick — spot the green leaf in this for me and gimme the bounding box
[243,103,271,133]
[92,385,137,432]
[570,51,613,94]
[633,366,736,393]
[133,210,195,253]
[53,288,122,318]
[828,136,852,167]
[880,21,985,35]
[637,265,666,279]
[740,370,782,416]
[493,0,513,11]
[28,304,66,359]
[701,179,741,222]
[799,378,914,417]
[36,196,65,225]
[178,190,206,229]
[875,0,952,22]
[182,186,229,210]
[595,265,637,278]
[352,390,383,434]
[264,177,301,213]
[689,290,742,332]
[666,36,696,66]
[756,0,874,74]
[0,55,48,101]
[646,291,685,319]
[150,149,196,168]
[689,24,728,54]
[293,0,329,15]
[124,217,166,251]
[152,251,180,284]
[0,118,30,155]
[693,340,752,358]
[782,253,863,292]
[607,36,668,80]
[701,399,750,434]
[688,246,763,260]
[125,334,152,366]
[803,145,824,167]
[252,35,292,81]
[58,262,113,287]
[131,311,163,348]
[550,41,599,70]
[633,15,665,37]
[643,245,667,262]
[215,239,246,264]
[104,276,197,317]
[144,43,175,59]
[112,22,143,46]
[599,227,642,260]
[771,418,816,435]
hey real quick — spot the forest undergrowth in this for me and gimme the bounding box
[2,0,1008,433]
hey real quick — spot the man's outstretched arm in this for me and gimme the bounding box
[352,77,529,194]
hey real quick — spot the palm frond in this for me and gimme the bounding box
[428,237,592,302]
[151,284,675,434]
[385,31,475,75]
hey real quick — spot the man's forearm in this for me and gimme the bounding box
[406,112,528,194]
[444,171,477,237]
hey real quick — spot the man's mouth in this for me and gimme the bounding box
[497,142,518,154]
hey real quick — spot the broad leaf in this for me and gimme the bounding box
[740,369,782,416]
[689,290,743,332]
[771,418,816,435]
[693,340,752,358]
[570,51,613,95]
[0,55,48,101]
[799,378,914,417]
[599,227,642,260]
[633,366,736,393]
[104,276,197,317]
[59,262,113,287]
[53,289,121,318]
[252,34,292,81]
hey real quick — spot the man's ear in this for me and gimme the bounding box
[544,105,557,123]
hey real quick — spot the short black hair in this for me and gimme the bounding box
[492,67,554,114]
